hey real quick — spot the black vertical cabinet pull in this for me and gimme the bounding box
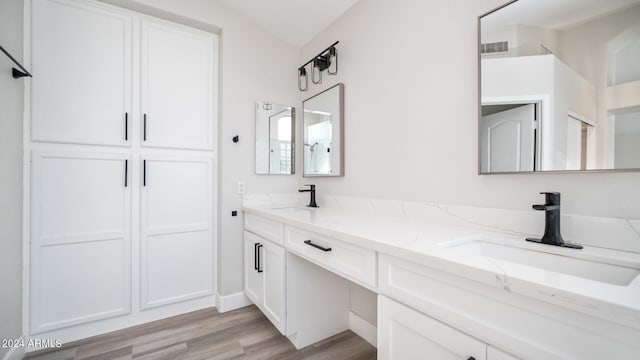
[143,160,147,186]
[257,244,263,273]
[124,159,128,187]
[254,243,259,271]
[143,114,147,141]
[124,112,128,141]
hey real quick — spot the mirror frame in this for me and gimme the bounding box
[302,83,345,177]
[477,0,640,175]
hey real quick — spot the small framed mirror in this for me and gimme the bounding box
[303,83,344,177]
[479,0,640,174]
[255,101,295,175]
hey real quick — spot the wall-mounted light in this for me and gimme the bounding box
[298,67,308,91]
[297,41,339,91]
[328,47,337,75]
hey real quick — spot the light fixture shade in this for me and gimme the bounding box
[328,47,338,75]
[298,67,308,91]
[312,58,322,84]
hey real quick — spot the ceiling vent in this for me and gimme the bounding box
[481,41,509,55]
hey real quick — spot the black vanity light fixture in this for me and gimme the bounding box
[0,44,32,79]
[298,41,339,91]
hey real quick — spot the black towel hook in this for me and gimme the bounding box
[0,44,32,79]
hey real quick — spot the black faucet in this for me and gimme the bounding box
[526,192,582,249]
[298,184,318,208]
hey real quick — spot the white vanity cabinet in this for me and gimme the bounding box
[378,296,489,360]
[243,229,286,334]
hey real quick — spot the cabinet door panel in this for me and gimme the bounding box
[141,19,216,150]
[378,296,486,360]
[30,151,131,332]
[244,231,263,304]
[140,156,213,309]
[262,241,286,334]
[31,0,132,146]
[488,346,519,360]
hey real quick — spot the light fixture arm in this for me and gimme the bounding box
[298,41,339,71]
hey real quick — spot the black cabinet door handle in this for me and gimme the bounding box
[257,244,263,273]
[125,112,128,141]
[124,159,128,187]
[304,240,332,252]
[254,242,259,271]
[143,160,147,186]
[143,113,147,141]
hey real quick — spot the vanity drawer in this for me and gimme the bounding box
[285,226,376,288]
[245,213,284,245]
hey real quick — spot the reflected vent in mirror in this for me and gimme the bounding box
[481,41,508,55]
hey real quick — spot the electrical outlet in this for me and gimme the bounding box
[237,181,245,194]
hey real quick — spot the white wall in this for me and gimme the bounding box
[0,0,24,354]
[298,0,640,331]
[298,0,640,220]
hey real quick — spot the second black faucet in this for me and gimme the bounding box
[298,184,318,208]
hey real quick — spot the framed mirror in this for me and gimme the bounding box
[255,101,295,175]
[479,0,640,174]
[303,83,344,177]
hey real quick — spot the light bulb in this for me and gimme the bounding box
[312,59,322,84]
[328,47,338,75]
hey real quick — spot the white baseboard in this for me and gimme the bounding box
[215,291,252,313]
[2,335,26,360]
[349,312,377,347]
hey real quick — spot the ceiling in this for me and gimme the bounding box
[218,0,360,48]
[482,0,640,31]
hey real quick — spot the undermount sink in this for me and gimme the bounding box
[442,238,640,286]
[270,206,315,217]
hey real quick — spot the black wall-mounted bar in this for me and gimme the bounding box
[0,44,32,79]
[298,41,339,71]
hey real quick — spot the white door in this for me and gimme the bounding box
[140,156,214,309]
[244,231,264,305]
[141,18,217,150]
[378,296,486,360]
[480,104,536,172]
[31,0,132,146]
[30,151,131,333]
[261,240,286,334]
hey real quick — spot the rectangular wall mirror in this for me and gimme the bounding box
[255,101,295,174]
[479,0,640,174]
[303,83,344,177]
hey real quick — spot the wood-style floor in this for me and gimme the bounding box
[25,305,376,360]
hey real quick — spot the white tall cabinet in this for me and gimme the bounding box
[26,0,218,342]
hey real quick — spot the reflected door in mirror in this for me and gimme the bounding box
[255,102,295,175]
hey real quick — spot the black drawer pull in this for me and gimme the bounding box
[304,240,332,252]
[257,244,263,273]
[125,112,128,141]
[124,159,128,187]
[143,113,147,141]
[254,242,259,271]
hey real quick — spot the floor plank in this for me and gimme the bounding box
[25,306,376,360]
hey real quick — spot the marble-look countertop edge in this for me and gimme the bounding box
[243,204,640,330]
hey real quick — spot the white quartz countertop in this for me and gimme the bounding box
[243,202,640,330]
